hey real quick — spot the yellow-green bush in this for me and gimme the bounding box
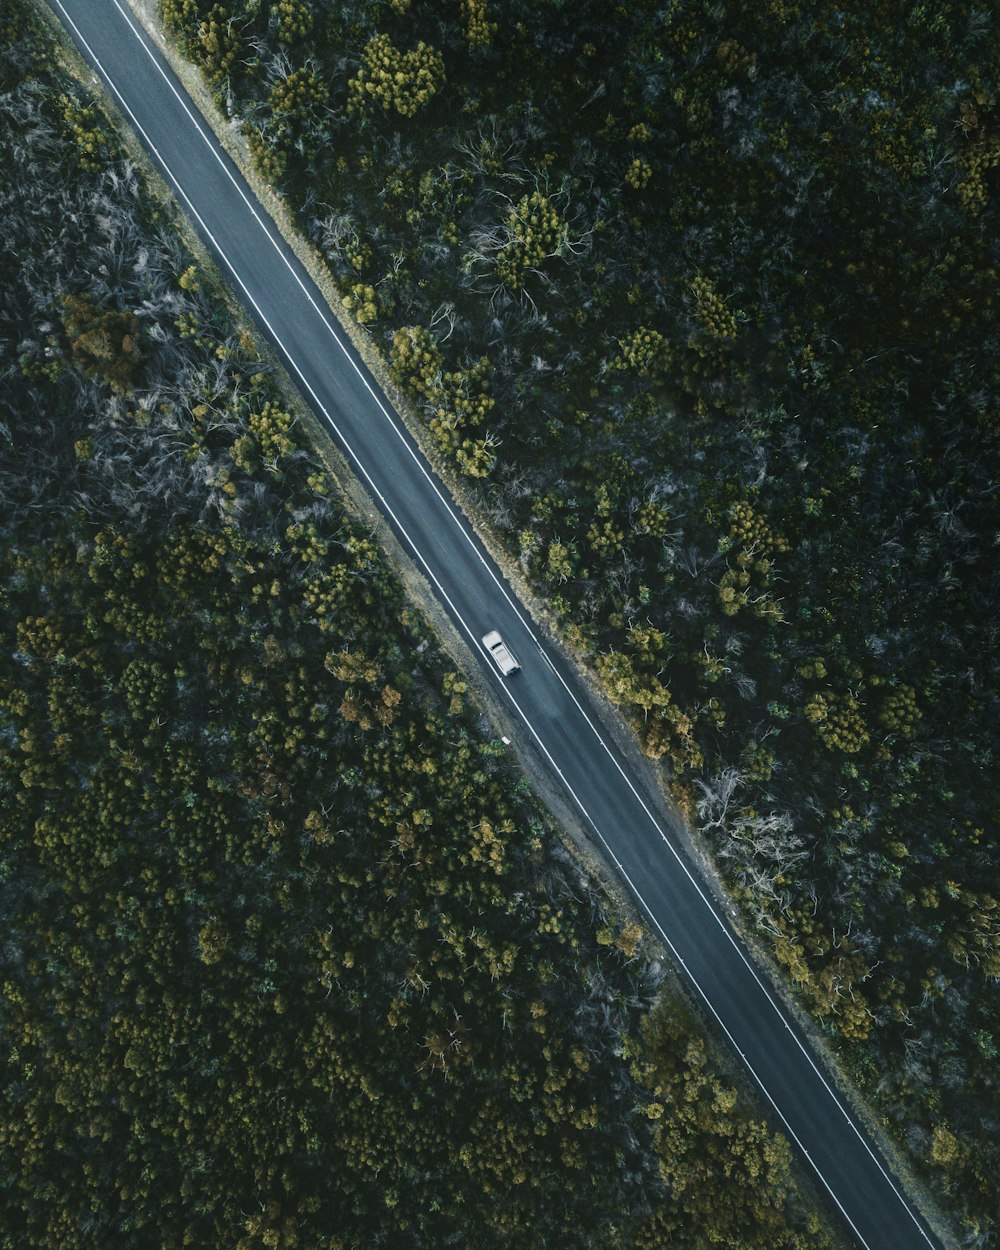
[59,94,108,172]
[804,691,870,754]
[496,191,566,290]
[348,34,445,118]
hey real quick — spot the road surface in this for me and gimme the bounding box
[47,2,947,1246]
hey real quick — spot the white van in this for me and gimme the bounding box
[482,630,520,676]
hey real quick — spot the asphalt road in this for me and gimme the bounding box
[48,2,947,1246]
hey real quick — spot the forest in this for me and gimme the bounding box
[149,0,1000,1240]
[0,3,837,1247]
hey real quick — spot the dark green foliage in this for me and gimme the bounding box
[1,524,652,1249]
[0,14,834,1250]
[156,0,1000,1236]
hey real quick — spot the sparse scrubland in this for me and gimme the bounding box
[150,0,1000,1239]
[0,5,837,1247]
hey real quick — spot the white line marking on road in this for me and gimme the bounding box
[537,645,558,676]
[55,5,938,1245]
